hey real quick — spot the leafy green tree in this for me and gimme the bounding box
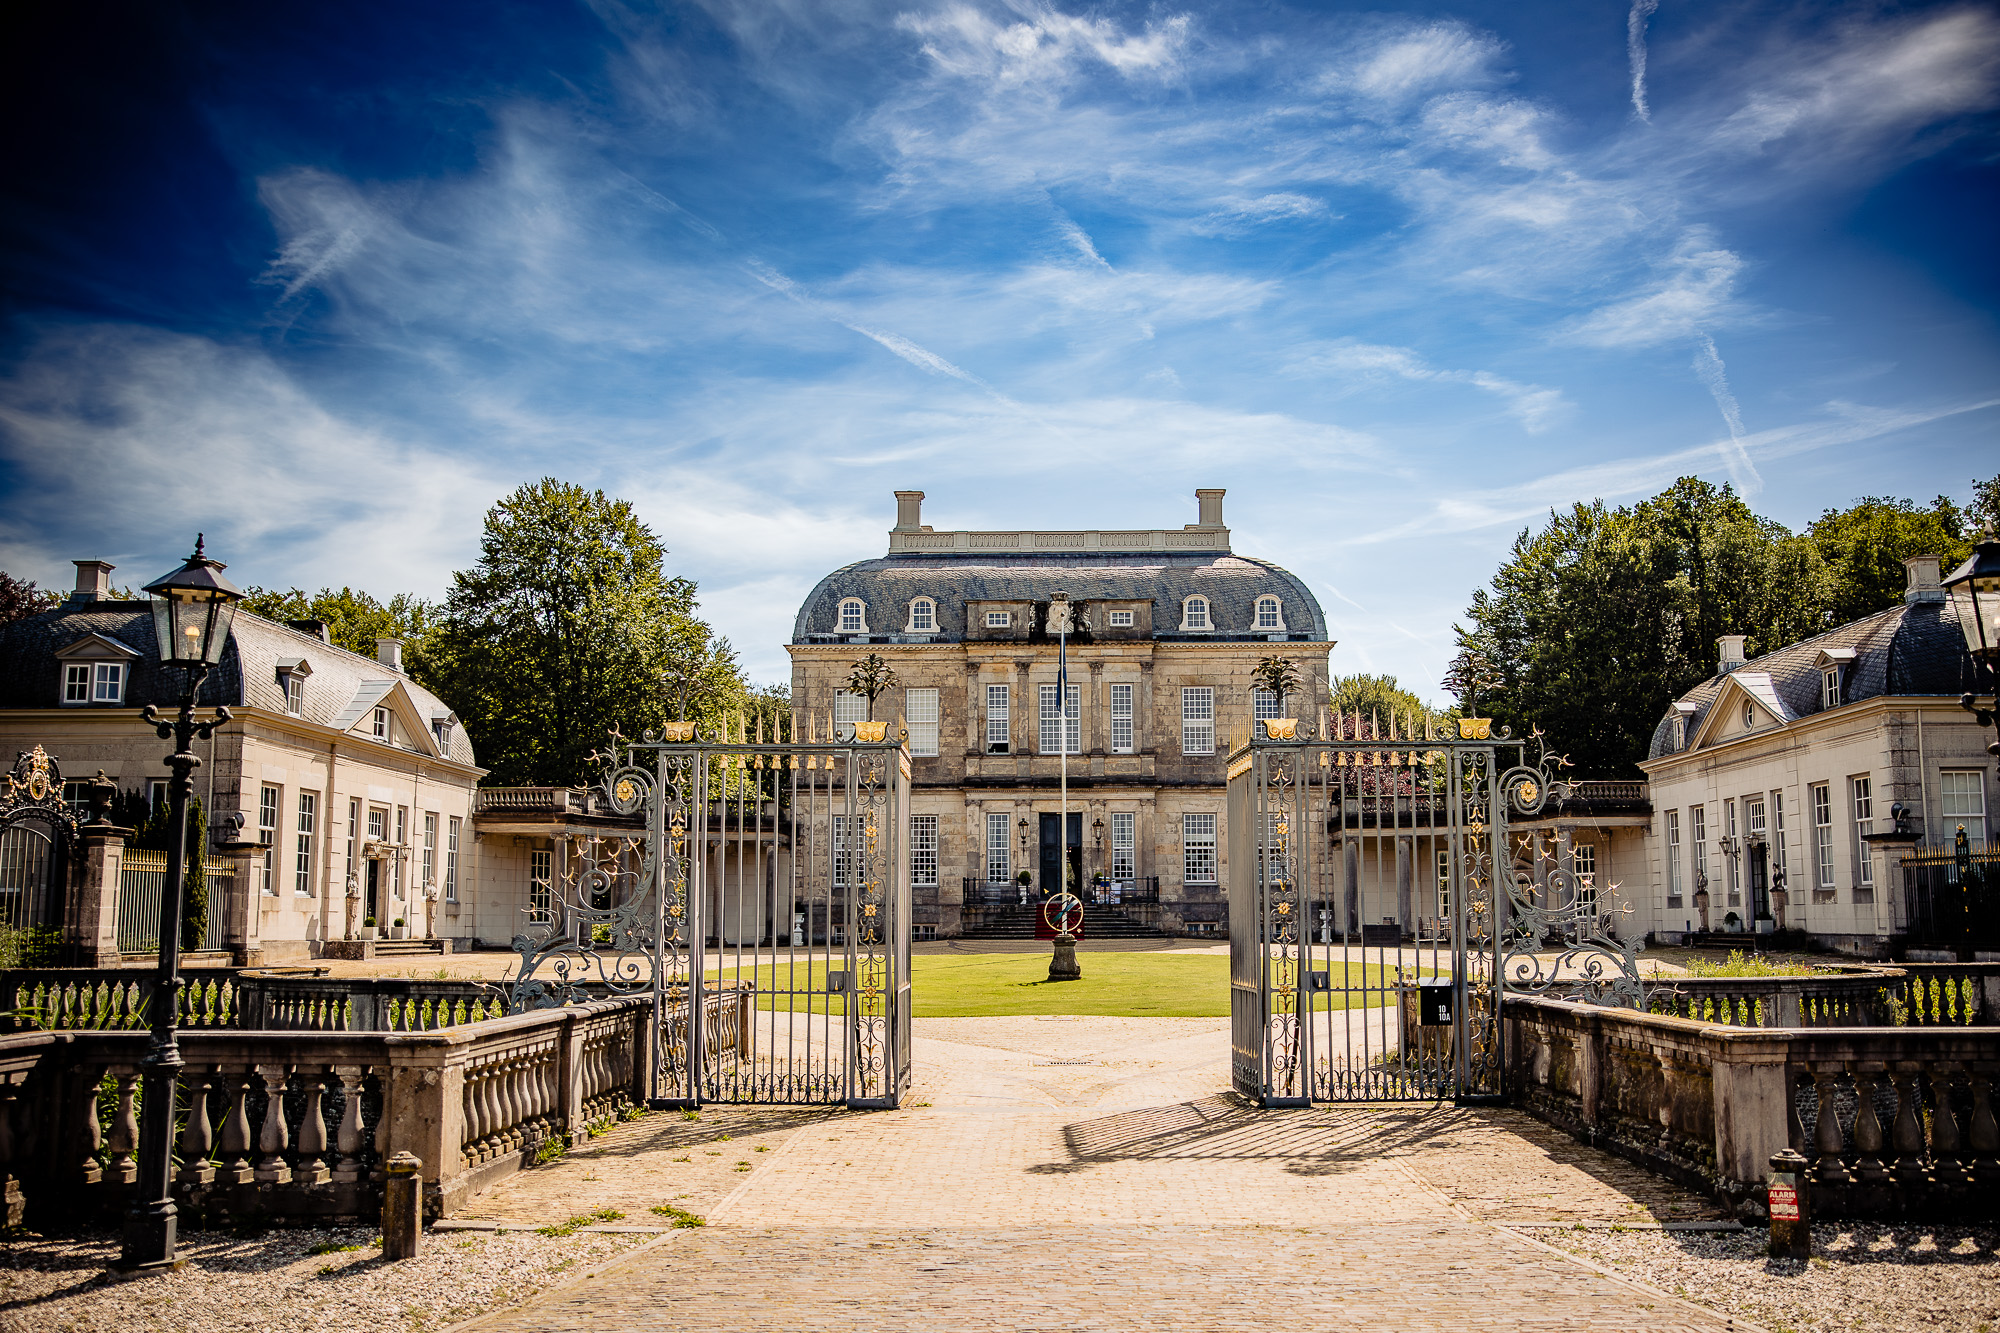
[0,572,59,625]
[1806,495,1970,626]
[1328,673,1431,719]
[1971,473,2000,536]
[238,585,435,658]
[424,479,744,786]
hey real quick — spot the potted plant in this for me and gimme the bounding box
[1015,868,1032,906]
[1723,911,1743,933]
[361,916,378,941]
[391,916,407,940]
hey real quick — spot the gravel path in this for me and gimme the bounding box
[0,1223,649,1333]
[1540,1223,2000,1333]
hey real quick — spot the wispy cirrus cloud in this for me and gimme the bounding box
[1291,341,1572,434]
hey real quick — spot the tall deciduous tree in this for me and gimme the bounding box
[425,479,744,786]
[238,585,435,657]
[1806,495,1970,625]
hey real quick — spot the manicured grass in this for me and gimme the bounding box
[710,953,1428,1017]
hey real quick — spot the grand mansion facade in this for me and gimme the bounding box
[788,489,1332,938]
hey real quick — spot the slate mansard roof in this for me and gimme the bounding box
[792,551,1330,644]
[0,601,479,767]
[1645,597,1976,762]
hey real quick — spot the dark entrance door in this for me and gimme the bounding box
[1038,813,1082,895]
[1748,843,1770,921]
[366,859,380,923]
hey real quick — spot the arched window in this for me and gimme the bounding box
[907,597,936,633]
[1181,596,1211,631]
[1255,596,1283,630]
[838,599,867,633]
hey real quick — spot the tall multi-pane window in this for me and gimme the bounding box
[1183,597,1211,630]
[985,684,1010,752]
[1747,797,1767,872]
[1811,783,1835,897]
[445,816,462,902]
[985,811,1011,883]
[1038,683,1080,754]
[1822,668,1841,709]
[831,815,856,887]
[529,849,553,923]
[1110,683,1134,753]
[1183,813,1218,884]
[1435,847,1452,919]
[1181,687,1215,755]
[1690,805,1707,901]
[1254,597,1282,630]
[910,815,938,886]
[1724,799,1740,905]
[908,598,935,632]
[1572,842,1597,919]
[372,707,391,741]
[1665,810,1683,907]
[394,807,407,898]
[284,672,306,715]
[345,798,360,890]
[838,599,866,632]
[1253,689,1283,723]
[259,785,281,895]
[1111,812,1135,882]
[294,792,317,896]
[1771,791,1787,884]
[423,812,438,891]
[1851,776,1874,890]
[1942,771,1988,850]
[834,690,867,739]
[905,688,940,757]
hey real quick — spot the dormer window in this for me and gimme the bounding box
[1108,610,1134,627]
[1182,596,1212,632]
[372,706,392,742]
[907,598,936,633]
[1255,597,1284,631]
[1670,701,1697,752]
[64,661,125,705]
[838,599,868,633]
[1821,667,1841,710]
[433,715,456,751]
[985,610,1012,628]
[277,658,312,716]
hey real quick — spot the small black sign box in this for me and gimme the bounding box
[1418,979,1453,1026]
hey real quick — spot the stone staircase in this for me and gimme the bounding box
[372,938,450,958]
[960,901,1169,941]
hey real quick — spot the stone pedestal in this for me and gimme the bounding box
[382,1152,423,1260]
[1048,934,1081,981]
[68,823,132,966]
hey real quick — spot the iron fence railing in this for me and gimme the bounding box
[1898,849,2000,950]
[116,848,232,954]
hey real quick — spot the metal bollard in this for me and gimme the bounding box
[1766,1148,1811,1260]
[383,1151,424,1260]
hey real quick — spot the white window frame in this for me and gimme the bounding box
[1691,804,1707,900]
[985,610,1012,628]
[1436,846,1452,920]
[1664,810,1682,906]
[1822,667,1841,710]
[1770,790,1787,883]
[910,814,938,886]
[832,815,857,888]
[445,816,462,902]
[905,688,940,757]
[1180,596,1212,632]
[1108,610,1134,628]
[1941,771,1988,851]
[986,811,1012,883]
[63,663,89,704]
[1254,596,1284,631]
[1724,798,1739,905]
[394,807,407,898]
[1183,812,1218,884]
[529,849,553,923]
[1851,776,1873,888]
[1253,688,1284,721]
[295,791,317,896]
[1111,812,1135,882]
[372,707,391,742]
[259,785,281,896]
[345,798,360,888]
[62,660,126,705]
[423,811,438,892]
[834,690,868,740]
[283,671,307,716]
[985,684,1010,753]
[1811,783,1835,895]
[1110,683,1134,754]
[906,598,936,633]
[1038,683,1080,754]
[838,599,868,634]
[1572,842,1597,918]
[1182,687,1215,755]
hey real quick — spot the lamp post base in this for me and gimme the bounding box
[117,1200,180,1273]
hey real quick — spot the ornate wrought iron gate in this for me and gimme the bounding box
[1228,716,1643,1106]
[1,747,79,961]
[507,723,912,1109]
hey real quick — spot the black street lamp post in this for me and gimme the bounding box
[119,536,243,1272]
[1943,535,2000,757]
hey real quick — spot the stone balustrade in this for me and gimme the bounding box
[2,969,508,1034]
[1638,963,2000,1030]
[1507,995,2000,1222]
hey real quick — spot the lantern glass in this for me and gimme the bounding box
[142,537,245,667]
[1944,541,2000,665]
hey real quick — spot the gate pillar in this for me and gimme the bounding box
[69,822,131,966]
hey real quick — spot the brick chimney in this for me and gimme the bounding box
[70,560,114,604]
[375,637,404,672]
[1717,635,1747,674]
[1194,488,1225,528]
[1904,554,1945,606]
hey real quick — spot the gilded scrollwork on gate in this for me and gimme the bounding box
[1263,754,1303,1100]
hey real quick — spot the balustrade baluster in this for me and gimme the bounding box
[332,1065,367,1184]
[254,1064,293,1183]
[1851,1064,1890,1183]
[1970,1067,2000,1187]
[178,1066,217,1185]
[502,1055,526,1150]
[472,1057,499,1162]
[0,1072,22,1225]
[294,1065,331,1184]
[1930,1062,1965,1187]
[106,1068,140,1185]
[216,1067,255,1184]
[371,1065,392,1180]
[463,1059,488,1163]
[1889,1064,1928,1184]
[1812,1064,1851,1183]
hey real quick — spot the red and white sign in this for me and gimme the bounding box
[1768,1184,1800,1221]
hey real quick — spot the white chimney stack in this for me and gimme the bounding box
[376,637,405,672]
[1717,635,1747,674]
[894,490,925,531]
[71,560,114,603]
[1904,554,1945,606]
[1195,488,1225,528]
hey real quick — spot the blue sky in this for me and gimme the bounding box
[3,0,1996,699]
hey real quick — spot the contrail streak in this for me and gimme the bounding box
[1628,0,1660,122]
[1692,333,1762,494]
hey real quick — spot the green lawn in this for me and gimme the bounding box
[709,953,1427,1018]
